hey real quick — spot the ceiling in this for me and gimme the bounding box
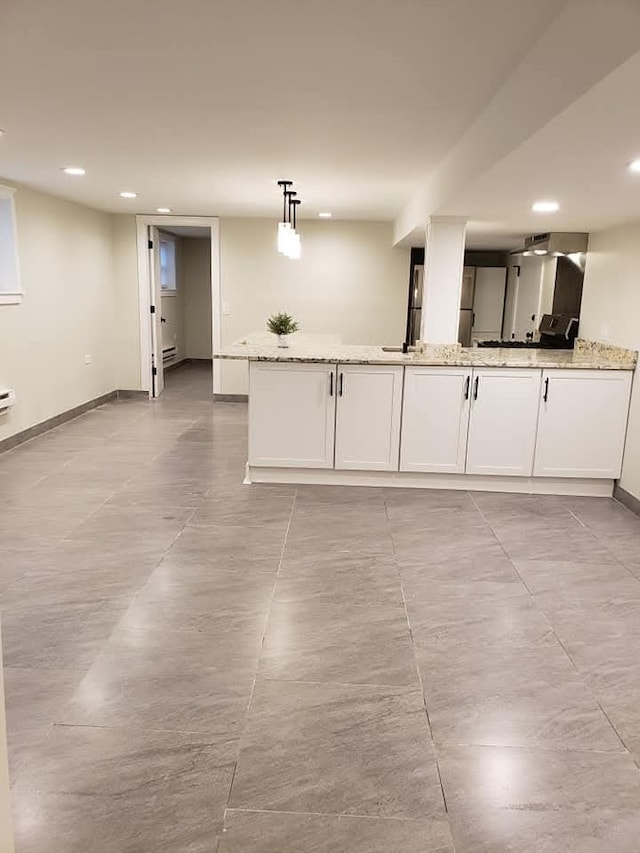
[0,0,565,220]
[442,50,640,248]
[3,0,640,249]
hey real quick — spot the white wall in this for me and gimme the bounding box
[0,206,409,424]
[580,220,640,500]
[112,214,140,390]
[183,237,212,359]
[219,219,409,393]
[0,183,116,442]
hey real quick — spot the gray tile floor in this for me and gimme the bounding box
[3,363,640,851]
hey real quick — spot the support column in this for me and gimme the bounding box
[420,216,467,345]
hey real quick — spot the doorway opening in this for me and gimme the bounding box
[136,216,221,398]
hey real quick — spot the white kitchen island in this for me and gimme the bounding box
[215,339,637,497]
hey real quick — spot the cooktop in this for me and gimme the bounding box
[476,340,573,349]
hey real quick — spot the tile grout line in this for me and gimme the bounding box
[221,485,299,823]
[223,805,435,823]
[567,508,640,583]
[382,493,452,824]
[467,492,536,594]
[469,492,637,762]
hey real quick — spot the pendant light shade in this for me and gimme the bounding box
[277,222,292,254]
[276,180,302,260]
[288,199,302,259]
[288,232,301,260]
[276,180,293,255]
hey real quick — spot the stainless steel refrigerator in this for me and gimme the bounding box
[458,266,475,347]
[408,265,423,346]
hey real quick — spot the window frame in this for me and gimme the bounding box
[0,184,22,305]
[158,231,178,295]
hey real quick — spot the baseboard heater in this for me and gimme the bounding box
[162,346,178,362]
[0,388,15,414]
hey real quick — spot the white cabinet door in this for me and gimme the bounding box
[472,267,506,335]
[249,362,336,468]
[400,367,471,473]
[335,365,403,471]
[534,369,632,478]
[466,368,542,476]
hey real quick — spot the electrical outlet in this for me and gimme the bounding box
[84,355,92,365]
[223,301,231,316]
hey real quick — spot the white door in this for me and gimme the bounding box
[472,267,506,337]
[534,369,632,478]
[149,226,164,397]
[400,367,471,473]
[249,362,336,468]
[335,365,403,471]
[466,368,542,476]
[513,255,544,340]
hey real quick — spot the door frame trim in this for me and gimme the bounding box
[136,215,221,397]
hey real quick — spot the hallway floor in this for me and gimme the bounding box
[3,363,640,851]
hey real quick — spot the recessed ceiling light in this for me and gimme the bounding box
[62,166,85,176]
[532,200,559,213]
[317,212,332,219]
[534,249,548,255]
[156,207,172,214]
[119,191,138,199]
[0,129,5,137]
[628,159,640,173]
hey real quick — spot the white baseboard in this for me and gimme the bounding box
[245,464,614,497]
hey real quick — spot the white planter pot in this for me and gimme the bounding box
[277,334,289,348]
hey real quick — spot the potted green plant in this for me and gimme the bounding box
[267,312,299,348]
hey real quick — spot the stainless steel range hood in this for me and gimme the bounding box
[511,232,589,259]
[510,232,590,325]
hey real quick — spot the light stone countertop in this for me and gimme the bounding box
[214,338,637,371]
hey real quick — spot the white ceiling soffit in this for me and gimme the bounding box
[393,0,640,245]
[0,0,564,218]
[442,50,640,243]
[396,224,524,251]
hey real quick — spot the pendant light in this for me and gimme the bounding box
[275,180,303,259]
[288,198,302,260]
[282,190,296,257]
[276,180,293,254]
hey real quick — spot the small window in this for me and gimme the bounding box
[0,185,21,305]
[159,234,177,291]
